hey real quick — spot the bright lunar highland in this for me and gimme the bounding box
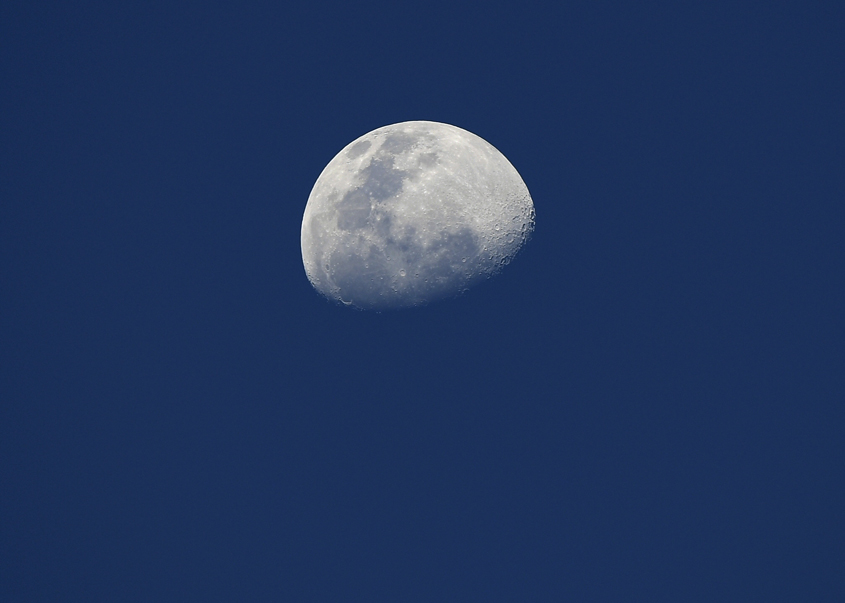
[301,121,535,309]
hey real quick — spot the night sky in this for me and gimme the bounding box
[2,1,843,601]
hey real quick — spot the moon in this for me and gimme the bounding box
[300,121,535,309]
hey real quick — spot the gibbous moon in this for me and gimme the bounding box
[301,121,534,309]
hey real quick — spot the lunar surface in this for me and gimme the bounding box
[301,121,534,309]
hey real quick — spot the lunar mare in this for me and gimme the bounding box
[301,121,534,309]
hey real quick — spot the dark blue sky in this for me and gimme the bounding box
[2,1,843,601]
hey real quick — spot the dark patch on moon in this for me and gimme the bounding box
[329,225,481,309]
[411,228,482,298]
[346,140,371,159]
[373,210,391,238]
[336,189,371,231]
[418,152,438,168]
[361,157,407,200]
[336,156,409,231]
[380,132,419,154]
[329,247,391,308]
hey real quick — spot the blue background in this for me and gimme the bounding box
[2,1,843,600]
